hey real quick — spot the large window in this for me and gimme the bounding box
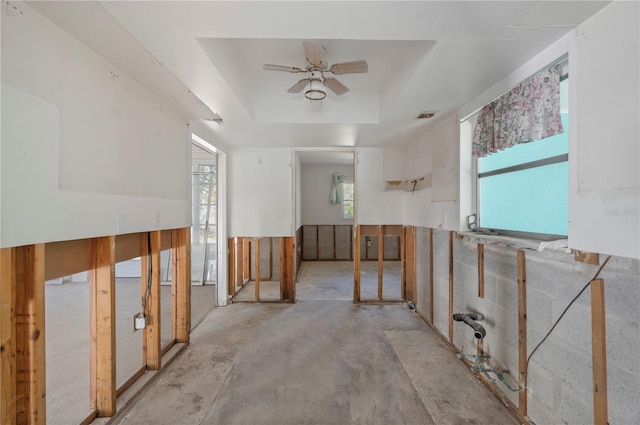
[475,75,568,237]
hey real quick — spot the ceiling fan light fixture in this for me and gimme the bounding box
[304,78,326,101]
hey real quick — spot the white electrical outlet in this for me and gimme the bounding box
[134,314,146,331]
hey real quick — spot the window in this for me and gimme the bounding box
[475,72,568,237]
[342,182,354,219]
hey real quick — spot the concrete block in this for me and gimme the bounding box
[605,316,640,376]
[607,363,640,424]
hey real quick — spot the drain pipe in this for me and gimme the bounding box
[453,313,486,339]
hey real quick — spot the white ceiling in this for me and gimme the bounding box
[31,1,610,151]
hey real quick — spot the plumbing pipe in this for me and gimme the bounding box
[452,313,486,339]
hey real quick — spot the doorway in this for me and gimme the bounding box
[294,150,356,301]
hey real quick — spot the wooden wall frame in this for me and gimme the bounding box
[141,231,161,370]
[172,228,191,343]
[90,237,116,417]
[517,250,527,417]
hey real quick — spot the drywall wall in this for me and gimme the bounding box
[415,228,640,425]
[458,2,639,259]
[1,2,191,247]
[301,164,354,225]
[227,148,293,237]
[403,114,460,230]
[569,2,639,259]
[356,148,405,225]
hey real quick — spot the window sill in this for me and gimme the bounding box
[459,231,571,254]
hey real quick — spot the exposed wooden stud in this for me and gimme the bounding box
[477,337,484,357]
[316,226,320,261]
[478,243,485,298]
[1,248,16,424]
[448,231,454,343]
[91,237,116,417]
[590,278,608,424]
[236,238,243,288]
[378,225,384,301]
[255,238,260,302]
[268,237,273,280]
[172,228,191,343]
[141,231,161,370]
[333,225,337,260]
[243,238,250,283]
[228,238,236,297]
[517,250,527,417]
[280,237,295,303]
[400,227,407,300]
[575,250,600,265]
[429,228,434,324]
[405,227,417,303]
[353,226,361,302]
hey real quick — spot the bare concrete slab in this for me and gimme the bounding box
[111,300,518,425]
[385,330,520,425]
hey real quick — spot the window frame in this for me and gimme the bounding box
[341,181,354,220]
[471,65,569,241]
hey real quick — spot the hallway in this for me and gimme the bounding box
[107,262,519,425]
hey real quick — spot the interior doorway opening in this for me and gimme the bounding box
[295,150,356,301]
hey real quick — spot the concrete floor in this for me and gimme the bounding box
[45,280,216,425]
[111,262,519,425]
[233,261,402,302]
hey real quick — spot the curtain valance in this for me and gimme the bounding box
[472,66,564,157]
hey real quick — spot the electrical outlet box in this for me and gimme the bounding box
[134,314,146,331]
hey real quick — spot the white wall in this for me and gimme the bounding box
[1,3,191,247]
[295,152,303,230]
[227,147,293,237]
[398,114,460,230]
[568,2,639,259]
[356,148,405,225]
[301,164,354,225]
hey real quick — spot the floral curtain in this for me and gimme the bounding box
[472,66,564,157]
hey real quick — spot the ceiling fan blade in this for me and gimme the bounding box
[323,78,349,95]
[263,64,306,73]
[287,79,310,93]
[328,60,368,75]
[303,41,324,67]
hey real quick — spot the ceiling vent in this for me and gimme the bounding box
[416,111,435,119]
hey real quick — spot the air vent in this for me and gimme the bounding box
[417,111,435,119]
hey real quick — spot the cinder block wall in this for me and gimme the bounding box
[415,227,640,425]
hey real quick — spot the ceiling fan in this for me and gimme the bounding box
[263,41,368,101]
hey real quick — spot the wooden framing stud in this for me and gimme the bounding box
[254,238,261,301]
[235,238,243,288]
[590,278,608,424]
[448,231,454,343]
[90,237,116,417]
[575,250,600,265]
[404,226,417,303]
[378,225,384,301]
[429,228,434,324]
[141,231,161,370]
[280,237,295,303]
[478,243,485,298]
[172,228,191,343]
[517,250,527,417]
[1,248,16,424]
[353,226,361,302]
[243,238,250,283]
